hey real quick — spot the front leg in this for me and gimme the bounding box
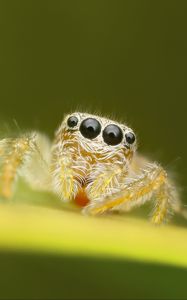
[83,163,180,224]
[51,152,77,202]
[51,145,88,202]
[85,163,125,202]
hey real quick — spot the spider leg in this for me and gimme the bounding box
[85,164,124,202]
[0,132,51,199]
[50,144,87,202]
[83,162,180,224]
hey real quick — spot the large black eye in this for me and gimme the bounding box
[125,132,135,144]
[80,118,101,139]
[67,116,78,128]
[103,124,123,146]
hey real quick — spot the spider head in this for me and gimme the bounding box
[58,112,137,165]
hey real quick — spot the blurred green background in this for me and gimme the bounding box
[0,0,187,299]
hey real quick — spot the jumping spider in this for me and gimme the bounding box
[0,112,184,224]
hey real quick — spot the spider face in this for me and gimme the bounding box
[58,112,136,166]
[51,112,137,204]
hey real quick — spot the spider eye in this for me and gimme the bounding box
[103,124,123,146]
[125,132,135,144]
[67,116,78,128]
[80,118,101,139]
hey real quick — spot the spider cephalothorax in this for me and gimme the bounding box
[51,112,136,205]
[0,111,184,224]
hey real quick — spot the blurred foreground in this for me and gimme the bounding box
[0,184,186,299]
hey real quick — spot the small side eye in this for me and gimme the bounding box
[103,124,123,146]
[125,132,135,144]
[67,116,78,128]
[80,118,101,139]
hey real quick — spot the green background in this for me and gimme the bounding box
[0,0,187,299]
